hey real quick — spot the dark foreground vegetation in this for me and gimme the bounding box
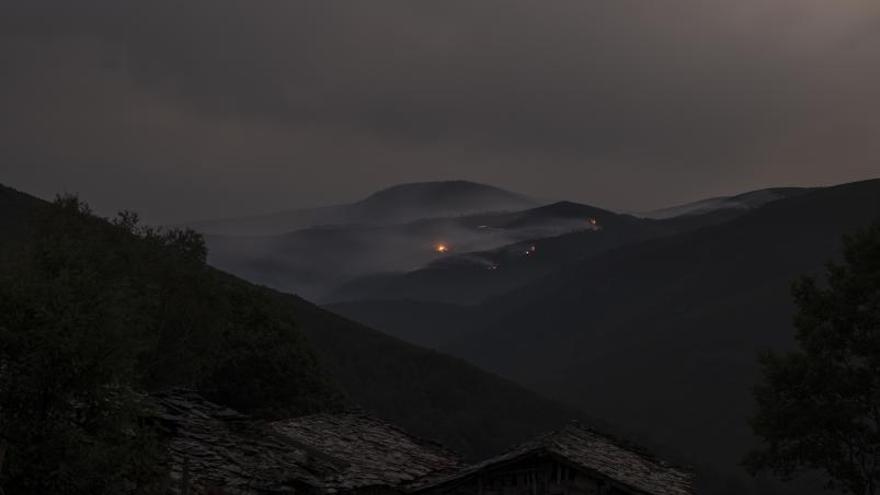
[0,196,342,492]
[0,186,580,493]
[747,223,880,495]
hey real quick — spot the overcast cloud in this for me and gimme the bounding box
[1,1,879,223]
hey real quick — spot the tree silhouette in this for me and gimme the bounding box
[746,223,880,495]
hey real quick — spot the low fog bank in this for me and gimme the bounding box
[205,208,603,301]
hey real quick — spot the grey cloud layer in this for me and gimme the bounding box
[2,1,879,222]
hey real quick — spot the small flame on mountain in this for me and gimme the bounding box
[435,244,449,253]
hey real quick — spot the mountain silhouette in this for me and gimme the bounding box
[187,180,539,236]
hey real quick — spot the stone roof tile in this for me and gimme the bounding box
[273,413,462,490]
[413,422,693,495]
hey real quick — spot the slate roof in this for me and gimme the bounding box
[150,389,339,494]
[272,413,462,492]
[150,392,689,495]
[412,423,694,495]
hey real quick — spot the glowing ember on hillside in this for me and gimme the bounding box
[435,244,449,253]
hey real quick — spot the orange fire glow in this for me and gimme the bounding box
[435,244,449,253]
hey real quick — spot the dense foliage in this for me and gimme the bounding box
[0,196,341,493]
[746,223,880,495]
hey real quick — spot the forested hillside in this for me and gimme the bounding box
[449,179,880,492]
[326,179,880,494]
[272,290,583,458]
[0,184,584,492]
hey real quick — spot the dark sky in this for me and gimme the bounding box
[2,1,879,223]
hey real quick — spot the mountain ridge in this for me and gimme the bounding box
[322,199,752,305]
[444,178,880,490]
[202,198,616,301]
[639,187,812,219]
[325,178,880,494]
[186,180,540,236]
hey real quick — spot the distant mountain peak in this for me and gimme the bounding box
[186,180,539,236]
[365,179,502,194]
[357,180,534,207]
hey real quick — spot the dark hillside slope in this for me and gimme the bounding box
[323,202,777,350]
[0,184,585,461]
[325,299,477,350]
[267,289,585,459]
[0,190,343,417]
[450,178,880,486]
